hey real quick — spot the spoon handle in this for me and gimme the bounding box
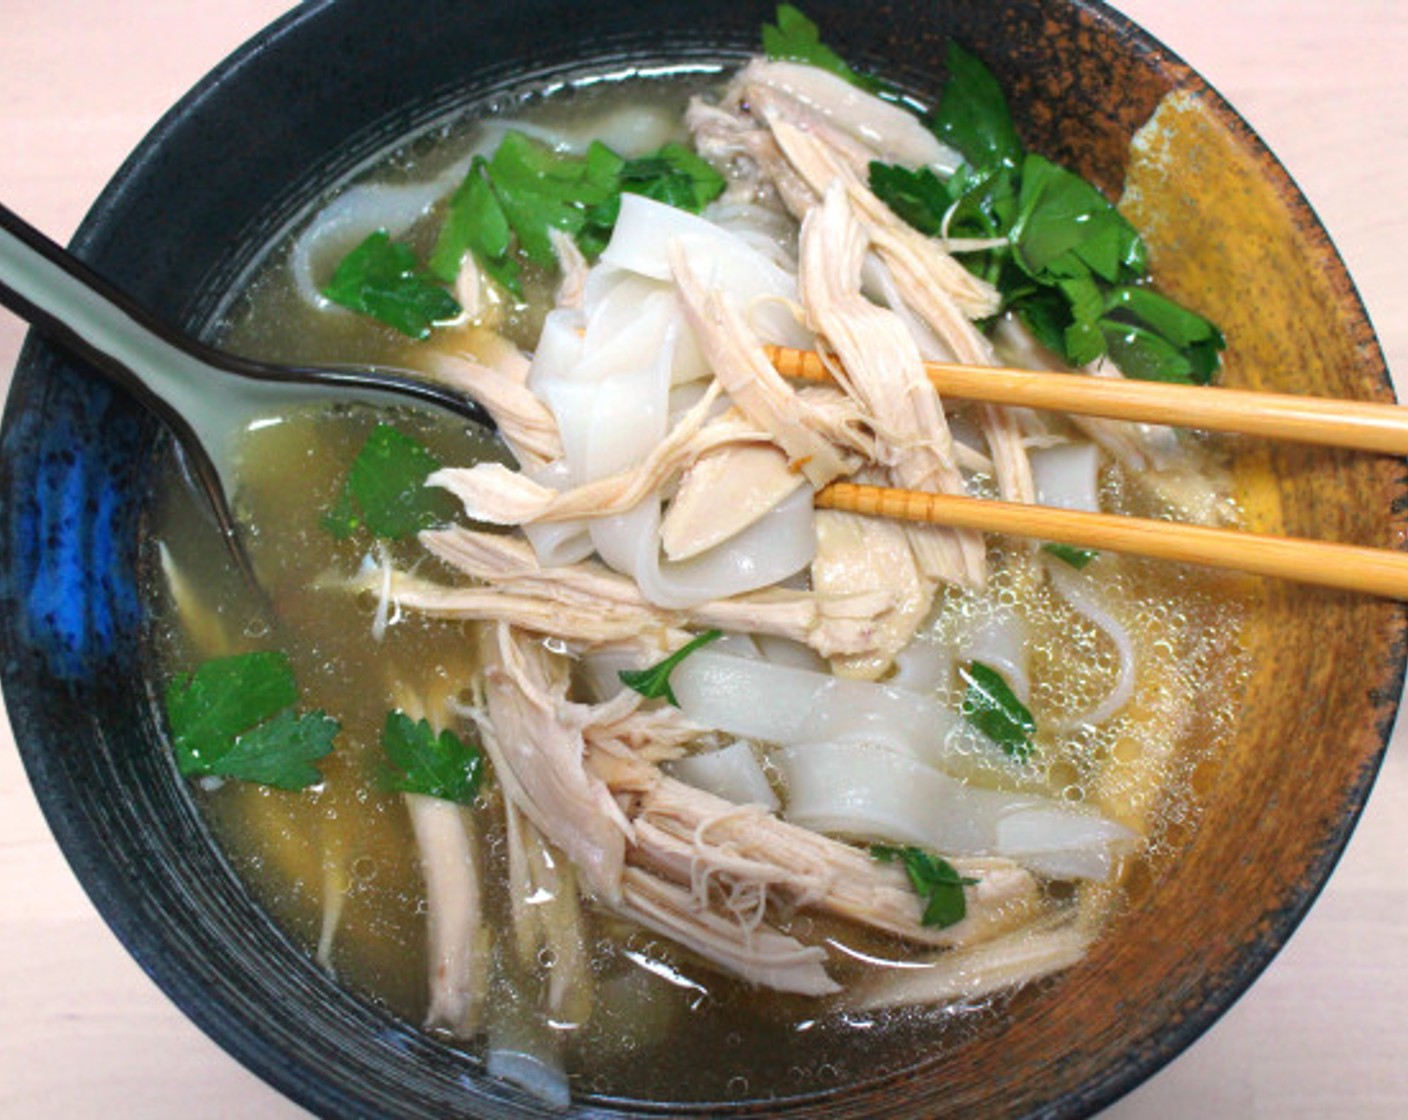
[0,201,252,563]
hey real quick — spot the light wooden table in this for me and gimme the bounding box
[1,3,1404,1117]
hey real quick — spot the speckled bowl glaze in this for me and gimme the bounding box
[0,1,1400,1117]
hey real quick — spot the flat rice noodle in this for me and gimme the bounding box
[665,649,964,768]
[290,161,471,309]
[774,741,1136,881]
[961,609,1031,705]
[519,459,594,567]
[665,740,780,811]
[1031,442,1101,513]
[603,195,813,351]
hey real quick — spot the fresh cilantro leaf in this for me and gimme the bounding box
[430,158,522,297]
[961,661,1037,761]
[1010,154,1146,284]
[322,231,461,340]
[763,5,864,88]
[166,651,337,791]
[620,142,727,212]
[1057,271,1108,367]
[618,629,723,706]
[321,423,457,540]
[488,131,620,266]
[381,710,485,804]
[870,844,979,928]
[211,708,340,791]
[1043,542,1099,569]
[869,162,951,236]
[1101,286,1225,384]
[929,42,1024,173]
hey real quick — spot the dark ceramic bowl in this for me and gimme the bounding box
[1,1,1401,1117]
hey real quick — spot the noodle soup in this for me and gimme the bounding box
[149,27,1248,1108]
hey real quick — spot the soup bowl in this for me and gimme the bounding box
[0,1,1401,1116]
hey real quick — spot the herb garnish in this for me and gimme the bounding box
[618,629,723,706]
[381,711,485,805]
[960,660,1037,761]
[430,156,521,296]
[322,423,458,541]
[431,132,726,296]
[322,230,462,340]
[1043,542,1099,570]
[870,844,978,928]
[868,43,1225,384]
[166,651,339,791]
[763,4,871,90]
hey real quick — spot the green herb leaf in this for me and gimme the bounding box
[381,710,485,804]
[430,157,522,297]
[322,231,461,340]
[211,708,341,791]
[869,162,951,236]
[1101,286,1225,385]
[870,844,978,928]
[1043,542,1099,569]
[487,131,618,267]
[619,142,727,213]
[929,42,1024,173]
[321,423,457,540]
[1010,154,1146,284]
[763,4,868,89]
[618,629,723,706]
[166,651,337,791]
[961,660,1037,761]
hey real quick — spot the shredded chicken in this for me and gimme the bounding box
[670,243,870,486]
[594,752,1040,951]
[616,867,839,996]
[384,526,887,659]
[418,350,563,472]
[467,624,633,903]
[800,183,985,589]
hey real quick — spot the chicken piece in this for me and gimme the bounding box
[594,752,1040,950]
[729,58,963,172]
[615,867,839,996]
[469,624,633,903]
[410,526,886,659]
[548,226,590,311]
[417,350,563,472]
[660,441,804,561]
[391,677,492,1040]
[406,793,491,1037]
[502,800,594,1026]
[800,183,986,589]
[811,509,931,680]
[769,120,1035,508]
[669,244,869,487]
[848,916,1092,1011]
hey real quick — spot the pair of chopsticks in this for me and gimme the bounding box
[764,345,1408,600]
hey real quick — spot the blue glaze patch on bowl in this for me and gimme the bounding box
[2,364,143,680]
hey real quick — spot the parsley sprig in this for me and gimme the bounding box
[381,711,485,804]
[871,844,978,928]
[322,230,462,340]
[869,42,1224,384]
[321,423,458,541]
[166,651,339,791]
[960,660,1037,761]
[618,629,723,706]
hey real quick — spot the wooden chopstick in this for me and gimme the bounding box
[765,345,1408,456]
[817,482,1408,599]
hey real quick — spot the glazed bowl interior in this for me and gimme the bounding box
[0,1,1401,1117]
